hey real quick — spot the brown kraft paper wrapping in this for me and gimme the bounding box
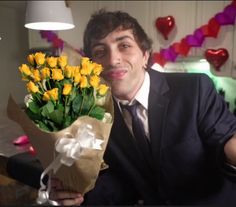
[7,94,113,194]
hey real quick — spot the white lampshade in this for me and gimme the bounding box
[25,1,75,31]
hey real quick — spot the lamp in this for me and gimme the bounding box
[25,1,75,31]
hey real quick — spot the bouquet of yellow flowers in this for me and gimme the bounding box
[19,52,109,131]
[7,52,113,204]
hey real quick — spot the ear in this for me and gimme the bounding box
[143,51,150,69]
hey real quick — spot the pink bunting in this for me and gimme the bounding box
[160,47,178,62]
[152,52,167,67]
[185,28,204,47]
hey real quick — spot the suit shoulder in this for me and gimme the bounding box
[148,69,215,90]
[161,71,213,86]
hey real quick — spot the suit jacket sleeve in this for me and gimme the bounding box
[197,74,236,176]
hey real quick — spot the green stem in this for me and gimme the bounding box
[47,79,52,90]
[87,103,95,116]
[87,91,95,116]
[79,89,85,115]
[34,93,42,104]
[37,82,45,93]
[64,95,69,118]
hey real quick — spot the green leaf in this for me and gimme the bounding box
[80,90,94,115]
[72,94,83,114]
[41,101,54,118]
[81,97,93,115]
[37,120,52,132]
[25,107,41,121]
[89,106,105,120]
[63,116,72,129]
[48,107,64,125]
[56,103,64,111]
[65,105,70,115]
[28,101,40,114]
[47,120,60,131]
[69,87,77,101]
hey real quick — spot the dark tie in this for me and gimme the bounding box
[122,102,151,162]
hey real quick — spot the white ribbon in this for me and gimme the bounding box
[36,123,104,205]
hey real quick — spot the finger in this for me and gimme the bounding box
[50,190,82,201]
[59,196,84,206]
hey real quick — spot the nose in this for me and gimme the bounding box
[107,48,121,67]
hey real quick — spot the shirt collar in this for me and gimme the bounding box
[114,71,150,110]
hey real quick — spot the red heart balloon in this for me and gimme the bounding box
[204,48,229,71]
[155,16,175,40]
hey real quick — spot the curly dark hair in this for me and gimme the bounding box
[83,9,153,64]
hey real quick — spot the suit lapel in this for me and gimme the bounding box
[111,100,153,173]
[112,101,140,156]
[148,70,170,172]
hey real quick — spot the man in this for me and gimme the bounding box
[50,9,236,205]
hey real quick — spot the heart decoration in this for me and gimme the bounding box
[214,4,236,26]
[13,135,30,145]
[200,17,220,38]
[152,52,167,67]
[185,28,204,47]
[160,47,178,62]
[204,48,229,71]
[172,38,191,56]
[155,16,175,40]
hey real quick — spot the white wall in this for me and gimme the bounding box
[0,1,29,116]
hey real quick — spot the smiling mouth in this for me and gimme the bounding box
[103,70,127,80]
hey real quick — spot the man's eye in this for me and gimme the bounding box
[121,44,130,48]
[92,49,105,58]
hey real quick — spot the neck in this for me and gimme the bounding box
[115,73,145,102]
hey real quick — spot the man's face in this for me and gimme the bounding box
[90,28,149,101]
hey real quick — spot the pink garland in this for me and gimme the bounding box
[153,0,236,66]
[39,30,84,57]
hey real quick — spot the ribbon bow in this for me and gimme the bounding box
[37,123,103,205]
[55,124,104,168]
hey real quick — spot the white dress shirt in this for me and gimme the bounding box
[114,72,150,140]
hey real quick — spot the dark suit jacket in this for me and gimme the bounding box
[84,69,236,205]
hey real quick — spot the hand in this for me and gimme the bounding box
[49,177,84,206]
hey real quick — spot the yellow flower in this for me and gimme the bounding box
[58,56,67,68]
[81,57,90,64]
[34,52,46,65]
[98,84,109,96]
[51,69,64,81]
[62,84,72,95]
[26,81,39,93]
[27,54,35,65]
[74,72,81,84]
[89,75,100,88]
[64,65,75,78]
[80,76,88,88]
[32,69,41,82]
[92,63,103,75]
[19,64,32,76]
[41,67,50,79]
[43,88,58,101]
[74,66,81,83]
[80,57,93,75]
[47,57,57,68]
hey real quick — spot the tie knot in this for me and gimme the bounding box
[121,102,139,116]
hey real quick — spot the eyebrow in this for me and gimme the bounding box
[91,35,135,49]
